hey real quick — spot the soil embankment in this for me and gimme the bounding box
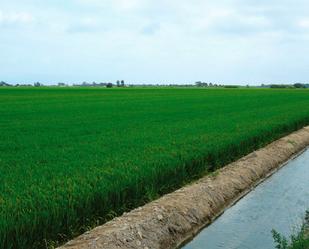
[58,126,309,249]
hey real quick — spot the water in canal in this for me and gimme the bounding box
[183,149,309,249]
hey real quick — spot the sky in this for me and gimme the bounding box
[1,0,309,85]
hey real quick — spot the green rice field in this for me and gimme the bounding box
[1,87,309,248]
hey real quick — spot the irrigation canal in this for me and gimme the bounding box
[183,149,309,249]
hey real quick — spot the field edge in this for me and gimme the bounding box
[57,126,309,249]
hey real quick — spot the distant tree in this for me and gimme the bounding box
[294,83,305,88]
[121,80,125,87]
[34,82,42,87]
[106,83,113,88]
[116,80,120,87]
[270,84,290,89]
[0,81,10,87]
[224,85,239,88]
[82,81,92,86]
[195,81,202,87]
[195,81,208,87]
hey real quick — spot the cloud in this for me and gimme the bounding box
[66,17,105,33]
[76,0,148,12]
[111,0,145,11]
[141,22,160,35]
[187,7,271,36]
[209,12,271,36]
[2,0,309,84]
[0,10,34,27]
[298,18,309,29]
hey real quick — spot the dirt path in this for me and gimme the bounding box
[58,126,309,249]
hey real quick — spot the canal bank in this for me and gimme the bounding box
[58,126,309,249]
[183,148,309,249]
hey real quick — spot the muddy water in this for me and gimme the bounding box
[183,149,309,249]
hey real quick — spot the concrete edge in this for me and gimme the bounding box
[58,126,309,249]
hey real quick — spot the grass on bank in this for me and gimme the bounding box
[272,211,309,249]
[1,87,309,248]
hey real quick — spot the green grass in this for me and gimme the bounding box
[272,211,309,249]
[1,87,309,248]
[272,229,309,249]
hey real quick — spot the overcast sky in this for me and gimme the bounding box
[1,0,309,85]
